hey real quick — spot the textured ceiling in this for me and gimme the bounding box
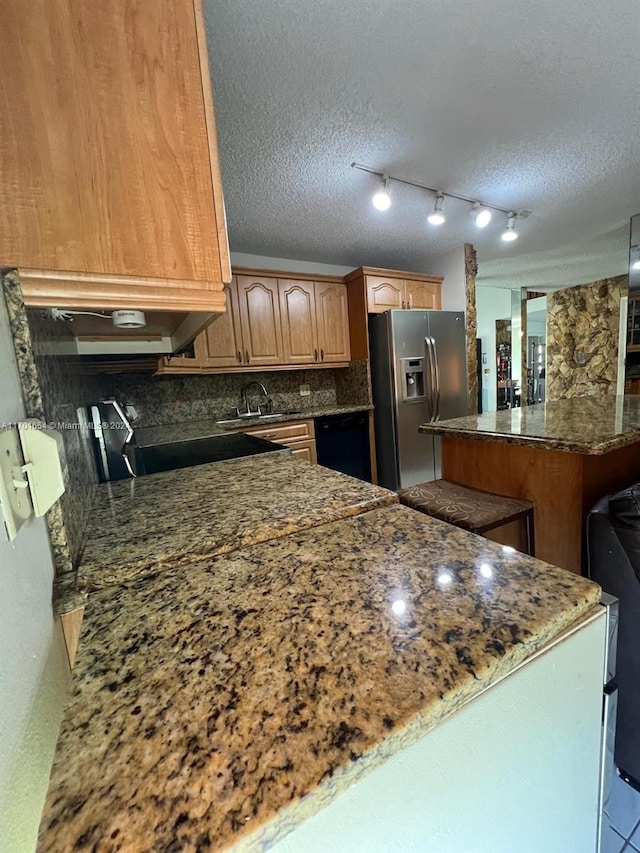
[203,0,640,290]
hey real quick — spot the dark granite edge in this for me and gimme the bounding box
[418,422,640,456]
[135,405,372,446]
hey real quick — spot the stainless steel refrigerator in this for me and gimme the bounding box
[369,310,468,490]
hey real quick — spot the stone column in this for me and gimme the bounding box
[464,243,478,415]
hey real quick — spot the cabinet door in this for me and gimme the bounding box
[278,280,318,365]
[2,0,230,295]
[288,439,318,464]
[406,279,441,310]
[366,277,405,312]
[236,276,284,366]
[315,282,351,363]
[196,279,244,368]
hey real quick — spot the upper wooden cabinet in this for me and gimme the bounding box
[366,277,405,312]
[236,276,284,367]
[362,271,442,313]
[196,279,244,369]
[1,0,230,313]
[158,270,351,374]
[279,279,351,365]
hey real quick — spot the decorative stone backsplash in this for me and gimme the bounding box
[464,244,479,415]
[101,363,370,428]
[546,274,628,401]
[2,271,104,574]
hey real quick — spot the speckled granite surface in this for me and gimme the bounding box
[38,503,601,852]
[73,454,396,594]
[2,271,101,574]
[135,405,372,446]
[419,395,640,454]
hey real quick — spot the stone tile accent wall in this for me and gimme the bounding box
[464,244,479,415]
[546,274,628,401]
[334,359,372,407]
[2,271,103,574]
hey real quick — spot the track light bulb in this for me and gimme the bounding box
[632,254,640,271]
[372,177,391,211]
[427,194,446,226]
[471,203,492,228]
[501,212,519,242]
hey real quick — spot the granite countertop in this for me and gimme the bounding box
[135,405,373,447]
[39,503,601,852]
[68,453,396,598]
[419,395,640,454]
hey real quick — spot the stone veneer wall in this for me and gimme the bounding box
[464,244,479,415]
[2,272,104,574]
[546,274,628,401]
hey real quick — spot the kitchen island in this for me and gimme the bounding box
[419,395,640,574]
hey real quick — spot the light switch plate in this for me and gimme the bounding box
[19,421,65,517]
[0,427,33,541]
[299,384,311,397]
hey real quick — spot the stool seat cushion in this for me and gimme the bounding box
[397,480,533,533]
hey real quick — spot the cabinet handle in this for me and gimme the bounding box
[237,350,242,363]
[402,300,405,309]
[245,349,250,364]
[314,348,318,361]
[321,348,324,361]
[408,296,412,309]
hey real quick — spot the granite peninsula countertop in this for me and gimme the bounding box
[39,503,601,852]
[69,453,396,597]
[419,395,640,454]
[135,405,372,447]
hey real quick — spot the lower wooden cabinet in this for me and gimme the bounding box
[236,419,317,464]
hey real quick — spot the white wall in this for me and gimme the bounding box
[0,295,70,851]
[476,287,512,412]
[230,252,354,277]
[427,245,467,311]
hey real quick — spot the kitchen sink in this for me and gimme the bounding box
[215,409,302,426]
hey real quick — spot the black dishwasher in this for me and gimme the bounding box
[314,412,371,481]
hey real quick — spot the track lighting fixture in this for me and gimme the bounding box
[471,203,492,228]
[501,212,519,242]
[352,162,529,244]
[372,176,391,211]
[427,194,446,226]
[633,259,640,271]
[632,247,640,271]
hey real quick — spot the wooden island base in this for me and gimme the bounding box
[442,436,640,574]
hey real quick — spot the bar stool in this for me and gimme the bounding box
[397,479,535,556]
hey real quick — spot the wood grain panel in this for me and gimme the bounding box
[236,276,283,366]
[20,269,226,312]
[278,279,318,365]
[241,420,314,443]
[289,439,318,464]
[60,609,84,670]
[441,437,584,574]
[366,277,405,312]
[1,0,227,282]
[315,281,351,363]
[406,279,441,310]
[196,279,244,368]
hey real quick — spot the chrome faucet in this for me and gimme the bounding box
[238,381,270,417]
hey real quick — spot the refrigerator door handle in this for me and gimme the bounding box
[424,337,437,422]
[430,336,441,421]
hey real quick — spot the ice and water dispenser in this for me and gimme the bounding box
[400,357,426,401]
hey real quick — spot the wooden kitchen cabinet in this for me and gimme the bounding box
[1,0,230,313]
[365,273,442,313]
[279,279,351,365]
[236,276,284,367]
[195,279,245,369]
[365,276,405,312]
[238,420,317,464]
[315,281,351,363]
